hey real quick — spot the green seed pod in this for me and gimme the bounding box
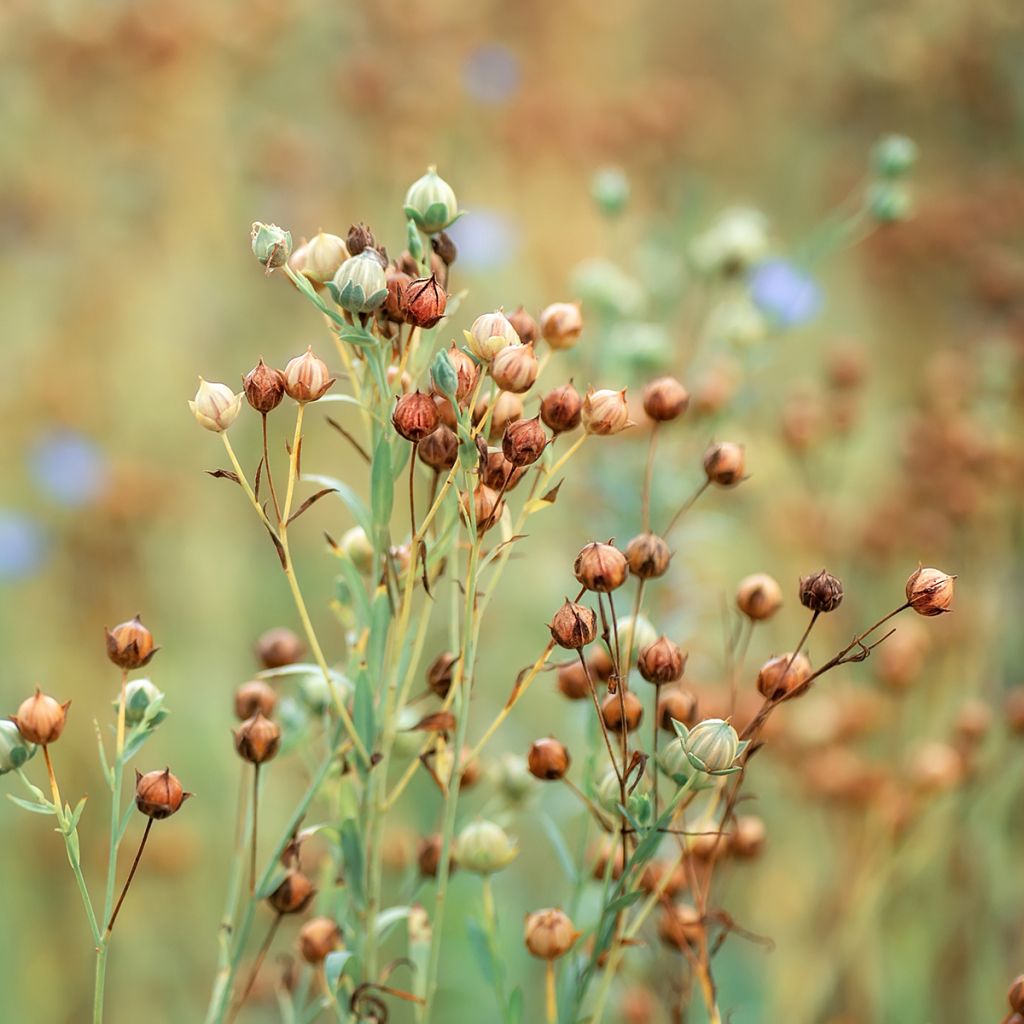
[595,767,652,823]
[0,719,37,774]
[330,251,388,314]
[251,222,292,268]
[615,614,658,663]
[118,678,166,727]
[339,526,375,574]
[675,718,748,776]
[867,182,912,224]
[456,820,518,874]
[871,134,918,178]
[404,166,460,235]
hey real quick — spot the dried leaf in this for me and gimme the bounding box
[206,469,241,485]
[286,487,335,526]
[408,711,456,733]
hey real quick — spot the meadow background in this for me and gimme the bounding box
[2,1,1024,1021]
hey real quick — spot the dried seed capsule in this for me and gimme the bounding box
[234,712,282,765]
[616,615,657,662]
[431,231,457,268]
[434,344,480,406]
[383,268,411,323]
[955,699,992,745]
[502,416,547,467]
[392,391,440,443]
[481,449,525,491]
[799,570,844,613]
[457,820,518,874]
[736,573,783,621]
[527,738,571,780]
[401,275,447,329]
[910,741,963,792]
[642,376,690,422]
[491,343,540,394]
[417,834,456,878]
[507,306,538,344]
[601,690,643,732]
[465,310,519,362]
[729,815,766,858]
[251,222,292,268]
[135,767,190,819]
[189,377,244,432]
[703,442,745,486]
[756,652,813,700]
[426,652,456,699]
[574,542,629,592]
[589,647,614,681]
[557,661,591,700]
[256,628,306,669]
[524,908,578,959]
[1009,975,1024,1013]
[905,567,956,616]
[106,615,158,670]
[291,232,348,284]
[14,691,69,745]
[268,869,316,914]
[624,533,672,580]
[243,360,286,414]
[549,600,597,649]
[581,388,632,435]
[658,688,698,731]
[539,302,583,350]
[234,680,277,721]
[299,917,342,964]
[540,382,582,434]
[404,167,459,234]
[485,391,524,440]
[0,719,36,774]
[284,347,335,403]
[418,425,459,471]
[332,250,388,314]
[637,637,686,684]
[639,860,688,898]
[460,484,505,533]
[657,904,703,952]
[346,223,376,256]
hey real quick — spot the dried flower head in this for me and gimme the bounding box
[625,533,672,579]
[527,737,571,780]
[540,382,583,434]
[426,651,457,700]
[756,652,813,700]
[481,449,526,491]
[601,690,644,732]
[582,388,632,435]
[251,222,292,269]
[234,712,282,765]
[736,573,783,621]
[799,570,844,613]
[905,567,956,616]
[729,815,767,858]
[298,917,342,964]
[106,615,158,670]
[434,344,480,405]
[418,425,459,471]
[638,637,687,684]
[268,869,316,915]
[658,688,698,731]
[392,391,440,443]
[460,484,505,533]
[13,690,69,745]
[524,908,578,959]
[383,268,412,324]
[549,600,597,649]
[189,378,244,432]
[346,223,376,256]
[243,360,286,414]
[643,376,690,422]
[657,904,703,952]
[502,416,547,467]
[574,541,629,592]
[457,820,518,874]
[284,347,335,403]
[491,342,540,394]
[256,628,306,669]
[703,442,746,486]
[539,302,584,350]
[401,275,447,329]
[507,306,538,344]
[234,680,277,721]
[465,310,519,362]
[135,767,190,819]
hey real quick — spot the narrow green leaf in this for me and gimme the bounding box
[539,812,577,883]
[370,436,394,549]
[366,589,390,681]
[466,918,497,986]
[7,794,53,815]
[339,819,365,908]
[353,669,376,766]
[302,473,373,538]
[324,949,358,990]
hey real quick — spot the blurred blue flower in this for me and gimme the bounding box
[0,512,47,581]
[28,429,109,506]
[461,44,521,105]
[749,260,823,328]
[445,209,519,272]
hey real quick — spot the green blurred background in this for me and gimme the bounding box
[2,1,1024,1021]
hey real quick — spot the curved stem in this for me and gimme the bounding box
[107,818,153,934]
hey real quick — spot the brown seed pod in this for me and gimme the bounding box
[756,653,813,700]
[401,275,447,329]
[601,690,643,731]
[527,738,571,780]
[485,391,524,441]
[637,637,687,684]
[393,391,440,443]
[539,302,584,350]
[106,615,158,670]
[799,569,844,613]
[433,344,480,406]
[910,741,963,793]
[383,268,412,323]
[418,425,458,471]
[502,416,547,467]
[905,567,956,616]
[657,904,703,952]
[135,767,190,819]
[417,834,457,878]
[234,712,282,765]
[574,542,629,592]
[1005,688,1024,735]
[954,699,992,745]
[459,484,505,533]
[14,690,70,745]
[588,646,614,681]
[298,917,342,964]
[243,359,286,414]
[234,680,278,721]
[735,573,783,621]
[658,688,698,731]
[639,859,688,897]
[256,628,306,669]
[703,442,745,487]
[549,600,597,649]
[507,306,538,344]
[624,533,672,579]
[346,223,376,256]
[590,839,625,882]
[268,869,316,914]
[491,343,540,394]
[481,449,526,491]
[1009,975,1024,1013]
[524,908,578,959]
[729,815,766,858]
[557,661,591,700]
[642,376,690,422]
[540,382,582,434]
[283,347,335,403]
[426,652,457,699]
[431,231,457,268]
[581,388,632,435]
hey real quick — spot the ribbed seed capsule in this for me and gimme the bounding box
[756,653,813,700]
[601,690,643,731]
[736,574,783,620]
[540,383,582,433]
[106,615,158,670]
[625,533,671,579]
[527,738,571,780]
[502,417,547,467]
[135,768,190,819]
[549,601,597,649]
[905,567,956,616]
[799,570,844,613]
[574,542,629,592]
[637,637,686,684]
[703,442,745,486]
[234,712,282,765]
[392,391,440,443]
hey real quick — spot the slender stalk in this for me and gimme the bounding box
[664,479,709,535]
[228,912,283,1023]
[641,424,659,534]
[545,961,557,1024]
[250,764,260,895]
[577,650,622,782]
[261,413,282,523]
[106,818,153,934]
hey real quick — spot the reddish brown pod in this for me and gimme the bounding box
[106,615,158,671]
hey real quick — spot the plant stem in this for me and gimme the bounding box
[228,912,283,1023]
[262,412,282,523]
[664,479,709,535]
[106,818,153,934]
[545,961,557,1024]
[250,764,260,895]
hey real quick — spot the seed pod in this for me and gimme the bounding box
[491,343,539,394]
[256,628,306,669]
[189,377,244,432]
[729,815,766,858]
[433,344,480,406]
[481,449,525,491]
[243,360,287,414]
[524,908,578,959]
[539,302,583,350]
[465,310,519,362]
[527,737,571,780]
[106,615,158,670]
[13,690,69,745]
[1005,688,1024,735]
[1009,976,1024,1013]
[657,904,703,952]
[299,917,342,964]
[682,718,743,774]
[135,767,190,819]
[426,651,456,699]
[756,653,813,700]
[332,250,388,314]
[401,275,447,329]
[639,860,688,898]
[383,268,412,324]
[234,712,282,765]
[624,533,672,580]
[954,699,992,745]
[581,388,632,435]
[284,347,335,403]
[736,574,783,621]
[457,820,518,874]
[507,306,538,344]
[703,442,745,486]
[574,542,629,592]
[557,661,591,700]
[643,376,690,422]
[346,223,376,256]
[404,166,459,234]
[485,391,524,441]
[251,222,292,268]
[616,615,657,662]
[502,416,547,467]
[799,570,844,613]
[417,834,456,878]
[549,600,597,649]
[637,637,686,684]
[393,391,440,443]
[910,741,963,793]
[589,646,614,681]
[905,567,956,616]
[292,232,349,284]
[0,719,36,774]
[459,484,505,533]
[540,382,582,434]
[601,690,643,732]
[117,678,163,727]
[431,230,457,268]
[234,680,277,721]
[417,425,458,471]
[268,869,316,915]
[658,688,698,731]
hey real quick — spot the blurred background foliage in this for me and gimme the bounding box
[2,0,1024,1021]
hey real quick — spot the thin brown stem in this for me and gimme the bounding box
[664,479,709,535]
[577,650,622,784]
[562,776,614,831]
[229,912,283,1022]
[408,442,419,544]
[652,682,662,820]
[262,414,282,525]
[106,818,153,934]
[250,764,260,896]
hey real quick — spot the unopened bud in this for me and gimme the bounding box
[332,251,388,314]
[189,378,243,432]
[457,820,518,874]
[251,222,291,269]
[404,167,460,234]
[0,719,36,774]
[392,391,440,443]
[703,442,745,486]
[539,302,583,350]
[284,347,335,403]
[582,388,632,435]
[524,908,578,960]
[465,310,519,362]
[540,382,582,434]
[642,376,689,422]
[120,678,164,726]
[291,232,348,284]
